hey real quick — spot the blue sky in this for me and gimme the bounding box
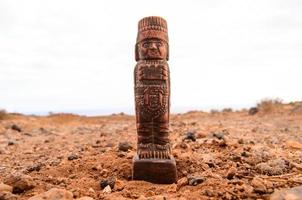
[0,0,301,115]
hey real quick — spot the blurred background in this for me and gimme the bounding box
[0,0,301,115]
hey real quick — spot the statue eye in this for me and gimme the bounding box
[156,42,163,47]
[143,43,150,48]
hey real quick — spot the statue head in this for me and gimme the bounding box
[135,16,169,61]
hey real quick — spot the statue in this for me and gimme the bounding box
[132,16,177,184]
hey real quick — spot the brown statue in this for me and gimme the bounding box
[132,16,177,184]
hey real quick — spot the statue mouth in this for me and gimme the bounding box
[147,50,161,57]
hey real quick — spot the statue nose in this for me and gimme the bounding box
[150,43,157,49]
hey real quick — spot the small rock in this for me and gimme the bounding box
[167,183,177,193]
[183,131,196,142]
[118,142,132,152]
[11,125,21,132]
[251,177,267,194]
[204,189,215,197]
[26,163,42,172]
[0,183,13,193]
[177,177,188,190]
[270,186,302,200]
[4,172,35,194]
[248,107,258,115]
[117,151,126,157]
[188,175,205,186]
[100,177,116,189]
[241,151,249,157]
[286,140,302,150]
[255,158,289,175]
[213,132,225,140]
[226,166,237,180]
[7,140,16,146]
[114,179,125,191]
[67,154,78,161]
[28,188,73,200]
[238,138,244,144]
[102,185,111,194]
[100,169,108,177]
[88,188,95,194]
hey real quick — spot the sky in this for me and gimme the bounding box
[0,0,301,115]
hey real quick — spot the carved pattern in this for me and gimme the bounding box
[134,16,173,160]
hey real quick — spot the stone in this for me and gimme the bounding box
[248,107,258,115]
[226,166,237,179]
[251,177,267,194]
[67,154,78,161]
[0,183,13,193]
[270,186,302,200]
[188,175,205,186]
[183,131,196,142]
[11,124,21,132]
[99,177,115,189]
[4,172,35,194]
[102,185,111,194]
[114,179,125,191]
[177,177,188,190]
[118,142,132,152]
[213,132,225,140]
[28,188,73,200]
[255,158,289,175]
[26,163,43,172]
[286,140,302,150]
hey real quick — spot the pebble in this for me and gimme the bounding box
[0,183,13,193]
[67,154,78,161]
[213,132,225,140]
[286,140,302,150]
[188,175,205,186]
[11,124,21,132]
[251,177,267,194]
[100,177,116,189]
[255,158,289,175]
[183,131,196,141]
[226,166,237,180]
[270,186,302,200]
[28,188,73,200]
[7,140,16,146]
[26,163,42,172]
[4,172,35,194]
[118,142,132,152]
[102,185,111,194]
[177,177,188,190]
[248,107,258,115]
[114,179,125,191]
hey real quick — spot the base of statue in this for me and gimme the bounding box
[132,154,177,184]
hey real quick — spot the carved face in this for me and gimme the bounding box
[137,39,168,60]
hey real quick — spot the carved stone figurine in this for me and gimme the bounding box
[132,16,177,184]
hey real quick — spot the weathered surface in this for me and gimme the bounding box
[133,16,177,183]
